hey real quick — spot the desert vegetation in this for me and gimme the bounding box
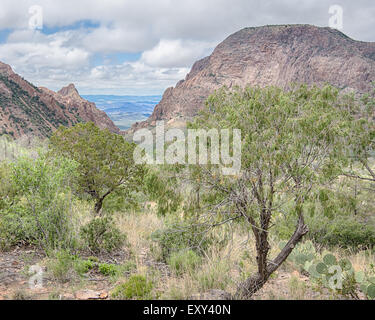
[0,84,374,300]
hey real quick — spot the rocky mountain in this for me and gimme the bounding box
[132,24,375,130]
[40,84,120,134]
[0,62,119,138]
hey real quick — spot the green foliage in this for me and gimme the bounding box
[0,161,16,211]
[87,256,99,263]
[143,168,182,216]
[46,250,76,282]
[367,284,375,299]
[49,122,145,214]
[74,259,95,275]
[316,262,329,275]
[276,206,375,250]
[80,216,126,253]
[0,155,79,251]
[151,219,213,262]
[358,275,375,299]
[111,275,153,300]
[306,214,375,249]
[47,251,111,281]
[185,83,375,296]
[97,261,136,278]
[193,84,363,185]
[98,263,118,276]
[281,240,317,273]
[281,241,375,299]
[167,249,201,276]
[302,251,375,300]
[101,188,142,214]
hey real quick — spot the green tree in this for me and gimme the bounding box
[49,122,145,214]
[341,86,375,183]
[188,84,374,298]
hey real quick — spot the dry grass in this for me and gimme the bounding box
[109,207,374,300]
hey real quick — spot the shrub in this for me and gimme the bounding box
[87,256,99,263]
[0,156,79,251]
[275,209,375,250]
[80,216,126,253]
[46,250,75,282]
[307,214,375,250]
[74,259,95,275]
[167,249,201,276]
[111,275,153,300]
[0,162,16,211]
[47,251,103,281]
[151,220,213,261]
[99,261,136,278]
[99,263,118,276]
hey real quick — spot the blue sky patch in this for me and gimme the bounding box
[40,19,100,35]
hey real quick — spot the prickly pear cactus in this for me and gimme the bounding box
[339,258,352,271]
[279,241,375,300]
[367,284,375,299]
[306,252,375,299]
[282,240,317,272]
[316,262,329,275]
[359,277,375,299]
[323,254,337,266]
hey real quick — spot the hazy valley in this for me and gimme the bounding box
[82,95,161,130]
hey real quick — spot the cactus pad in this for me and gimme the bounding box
[367,284,375,299]
[323,254,337,266]
[338,258,352,271]
[316,262,328,274]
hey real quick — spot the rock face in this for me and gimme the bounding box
[0,62,119,138]
[134,24,375,129]
[41,84,120,134]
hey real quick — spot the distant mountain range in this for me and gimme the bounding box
[82,95,161,130]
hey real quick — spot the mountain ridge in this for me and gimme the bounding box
[131,24,375,131]
[0,62,119,138]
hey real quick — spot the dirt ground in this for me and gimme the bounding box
[0,245,353,300]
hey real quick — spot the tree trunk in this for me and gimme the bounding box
[235,215,308,299]
[94,197,104,215]
[94,189,114,216]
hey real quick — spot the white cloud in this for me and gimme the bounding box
[82,24,157,53]
[0,30,90,73]
[141,39,214,68]
[82,61,189,94]
[0,0,374,94]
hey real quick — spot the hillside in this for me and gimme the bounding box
[132,24,375,130]
[0,62,119,138]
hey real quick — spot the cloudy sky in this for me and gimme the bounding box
[0,0,374,95]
